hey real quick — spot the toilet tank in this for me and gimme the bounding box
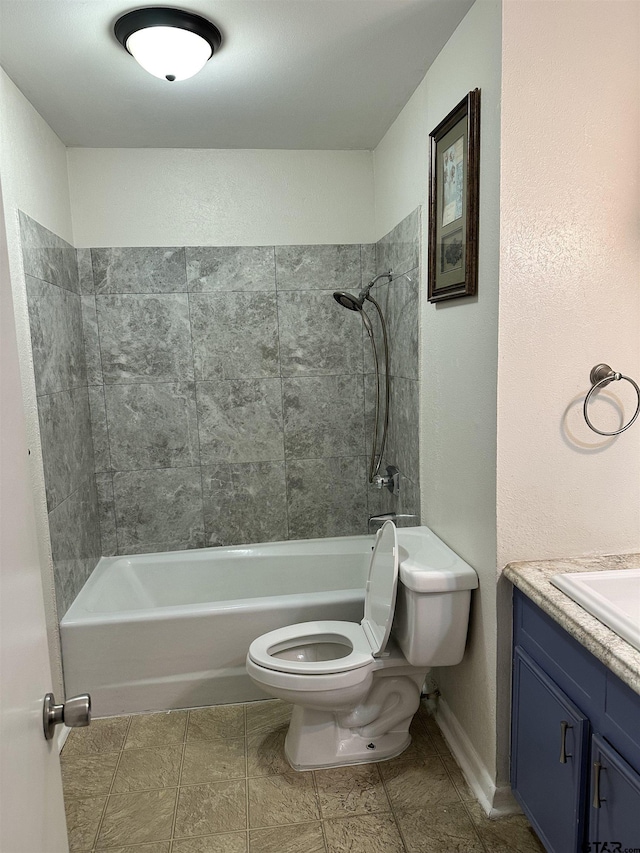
[391,527,478,667]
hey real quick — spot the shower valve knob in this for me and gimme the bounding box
[43,692,91,740]
[374,465,400,495]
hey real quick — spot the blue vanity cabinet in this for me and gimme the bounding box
[589,734,640,849]
[512,647,589,853]
[512,589,640,853]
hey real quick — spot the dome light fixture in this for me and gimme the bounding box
[114,7,222,82]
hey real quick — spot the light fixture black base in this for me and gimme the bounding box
[114,7,222,56]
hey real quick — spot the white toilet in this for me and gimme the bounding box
[246,523,478,771]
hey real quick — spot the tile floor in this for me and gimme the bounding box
[61,699,545,853]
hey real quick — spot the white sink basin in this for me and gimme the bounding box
[551,569,640,653]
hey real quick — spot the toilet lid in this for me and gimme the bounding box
[362,520,399,656]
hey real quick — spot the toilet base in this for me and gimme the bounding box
[284,705,413,771]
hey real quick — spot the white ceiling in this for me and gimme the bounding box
[0,0,474,149]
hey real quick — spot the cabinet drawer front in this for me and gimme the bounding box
[515,590,605,716]
[589,734,640,848]
[512,647,589,853]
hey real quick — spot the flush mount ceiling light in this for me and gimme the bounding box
[114,7,222,82]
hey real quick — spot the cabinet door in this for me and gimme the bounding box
[512,646,589,853]
[589,734,640,849]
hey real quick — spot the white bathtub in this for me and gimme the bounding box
[61,535,370,717]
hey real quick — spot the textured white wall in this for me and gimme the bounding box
[496,0,640,790]
[0,68,72,697]
[498,1,640,565]
[373,0,502,790]
[67,148,375,247]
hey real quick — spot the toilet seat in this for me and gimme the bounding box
[248,620,374,675]
[247,521,400,679]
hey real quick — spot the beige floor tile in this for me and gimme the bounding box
[416,702,436,725]
[173,834,248,853]
[388,726,437,766]
[181,738,246,784]
[61,752,120,798]
[248,771,319,828]
[61,702,500,853]
[112,745,183,792]
[174,780,247,837]
[323,813,404,853]
[125,711,188,749]
[187,705,245,741]
[418,715,450,756]
[396,801,484,853]
[429,728,451,757]
[250,821,326,852]
[245,700,292,736]
[409,711,430,735]
[100,845,170,853]
[246,728,289,777]
[465,801,546,853]
[63,716,129,757]
[314,764,390,818]
[441,754,475,802]
[64,795,106,852]
[380,758,460,813]
[96,788,177,847]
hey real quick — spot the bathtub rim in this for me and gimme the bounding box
[61,532,374,626]
[61,588,366,627]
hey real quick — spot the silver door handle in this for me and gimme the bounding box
[559,720,572,763]
[43,692,91,740]
[592,761,606,809]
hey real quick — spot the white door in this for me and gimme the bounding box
[0,188,69,849]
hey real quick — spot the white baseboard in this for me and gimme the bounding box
[56,724,70,754]
[433,697,520,818]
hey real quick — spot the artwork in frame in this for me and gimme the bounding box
[428,88,480,303]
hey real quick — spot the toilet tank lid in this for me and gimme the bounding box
[396,527,479,593]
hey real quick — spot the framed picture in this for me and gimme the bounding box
[428,89,480,303]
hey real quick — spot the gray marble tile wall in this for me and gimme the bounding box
[81,242,377,554]
[364,207,422,526]
[20,212,101,620]
[21,210,421,574]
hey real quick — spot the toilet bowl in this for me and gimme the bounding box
[246,522,478,771]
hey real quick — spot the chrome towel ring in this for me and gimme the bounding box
[583,363,640,436]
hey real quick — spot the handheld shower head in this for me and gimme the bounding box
[332,291,363,311]
[332,271,392,485]
[333,271,393,314]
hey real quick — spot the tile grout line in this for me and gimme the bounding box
[244,702,250,850]
[438,754,488,851]
[167,711,190,851]
[459,799,492,853]
[97,372,371,387]
[88,452,370,476]
[26,269,82,296]
[311,769,330,853]
[90,714,133,851]
[188,307,208,551]
[374,761,411,853]
[183,247,207,551]
[273,245,292,544]
[35,381,94,401]
[68,773,256,802]
[419,711,490,853]
[90,266,120,556]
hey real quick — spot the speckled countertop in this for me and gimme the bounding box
[503,553,640,696]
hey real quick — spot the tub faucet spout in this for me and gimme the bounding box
[367,513,418,534]
[368,513,396,534]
